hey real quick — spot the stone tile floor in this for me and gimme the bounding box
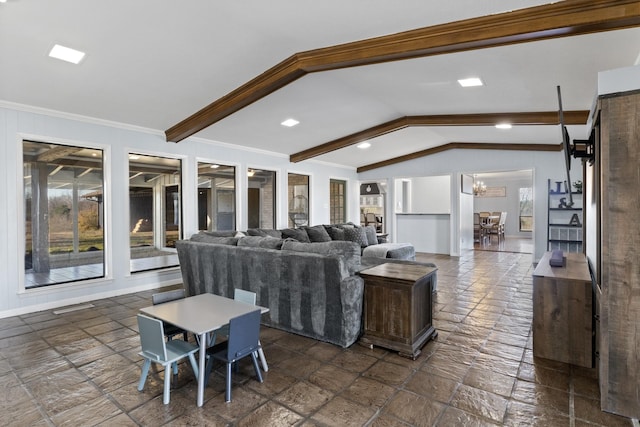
[0,250,634,426]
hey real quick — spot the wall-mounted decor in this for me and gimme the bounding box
[461,174,473,195]
[475,186,506,197]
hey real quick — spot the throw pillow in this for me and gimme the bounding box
[304,225,332,242]
[237,236,285,249]
[326,226,345,241]
[364,225,378,246]
[343,226,369,248]
[280,227,311,243]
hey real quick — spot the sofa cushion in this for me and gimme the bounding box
[363,225,378,246]
[237,236,285,249]
[190,232,239,245]
[305,225,332,242]
[280,227,311,243]
[247,228,282,238]
[326,226,345,241]
[343,226,369,248]
[281,240,361,275]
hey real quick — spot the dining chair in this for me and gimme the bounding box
[211,289,268,372]
[204,309,264,402]
[487,211,507,241]
[473,212,482,243]
[151,289,189,341]
[136,314,199,404]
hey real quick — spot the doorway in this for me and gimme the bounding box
[469,170,533,254]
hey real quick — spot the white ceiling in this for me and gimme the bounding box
[1,1,639,169]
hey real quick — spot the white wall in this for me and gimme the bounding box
[401,175,451,214]
[359,147,569,261]
[0,103,358,318]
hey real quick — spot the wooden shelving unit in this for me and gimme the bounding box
[547,179,583,253]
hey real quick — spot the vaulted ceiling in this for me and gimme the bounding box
[2,1,639,171]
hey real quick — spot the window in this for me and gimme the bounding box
[329,179,346,224]
[129,154,182,272]
[197,162,236,231]
[247,168,276,229]
[288,173,309,228]
[23,140,105,288]
[519,187,533,231]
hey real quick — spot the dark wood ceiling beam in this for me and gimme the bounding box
[165,0,640,143]
[289,110,588,163]
[356,142,562,173]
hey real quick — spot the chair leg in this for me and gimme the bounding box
[173,361,178,376]
[225,362,233,403]
[163,364,171,404]
[138,359,151,391]
[187,353,199,379]
[250,353,264,383]
[204,354,214,387]
[257,344,268,372]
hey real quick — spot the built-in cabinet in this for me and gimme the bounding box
[592,89,640,419]
[547,179,583,253]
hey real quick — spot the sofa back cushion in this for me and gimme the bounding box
[247,228,283,238]
[237,236,285,249]
[281,240,361,274]
[190,232,239,245]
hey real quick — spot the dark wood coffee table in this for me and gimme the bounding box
[359,263,437,359]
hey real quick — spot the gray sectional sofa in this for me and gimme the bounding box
[177,236,365,347]
[176,224,431,348]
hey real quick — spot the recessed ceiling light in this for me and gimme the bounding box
[128,154,140,160]
[458,77,483,87]
[210,164,220,169]
[357,142,371,149]
[495,123,512,129]
[281,118,299,127]
[49,44,86,64]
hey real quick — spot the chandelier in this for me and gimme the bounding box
[473,179,486,196]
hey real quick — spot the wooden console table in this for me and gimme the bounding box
[359,263,437,359]
[532,251,593,368]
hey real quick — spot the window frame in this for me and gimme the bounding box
[18,135,113,294]
[196,159,239,233]
[287,172,310,228]
[519,186,533,232]
[128,151,184,274]
[329,178,347,224]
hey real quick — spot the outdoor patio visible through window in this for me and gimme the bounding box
[23,140,105,288]
[129,154,182,273]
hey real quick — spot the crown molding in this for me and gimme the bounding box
[0,100,163,137]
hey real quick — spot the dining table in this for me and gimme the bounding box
[140,292,269,407]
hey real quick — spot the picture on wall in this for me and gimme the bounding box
[476,186,507,197]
